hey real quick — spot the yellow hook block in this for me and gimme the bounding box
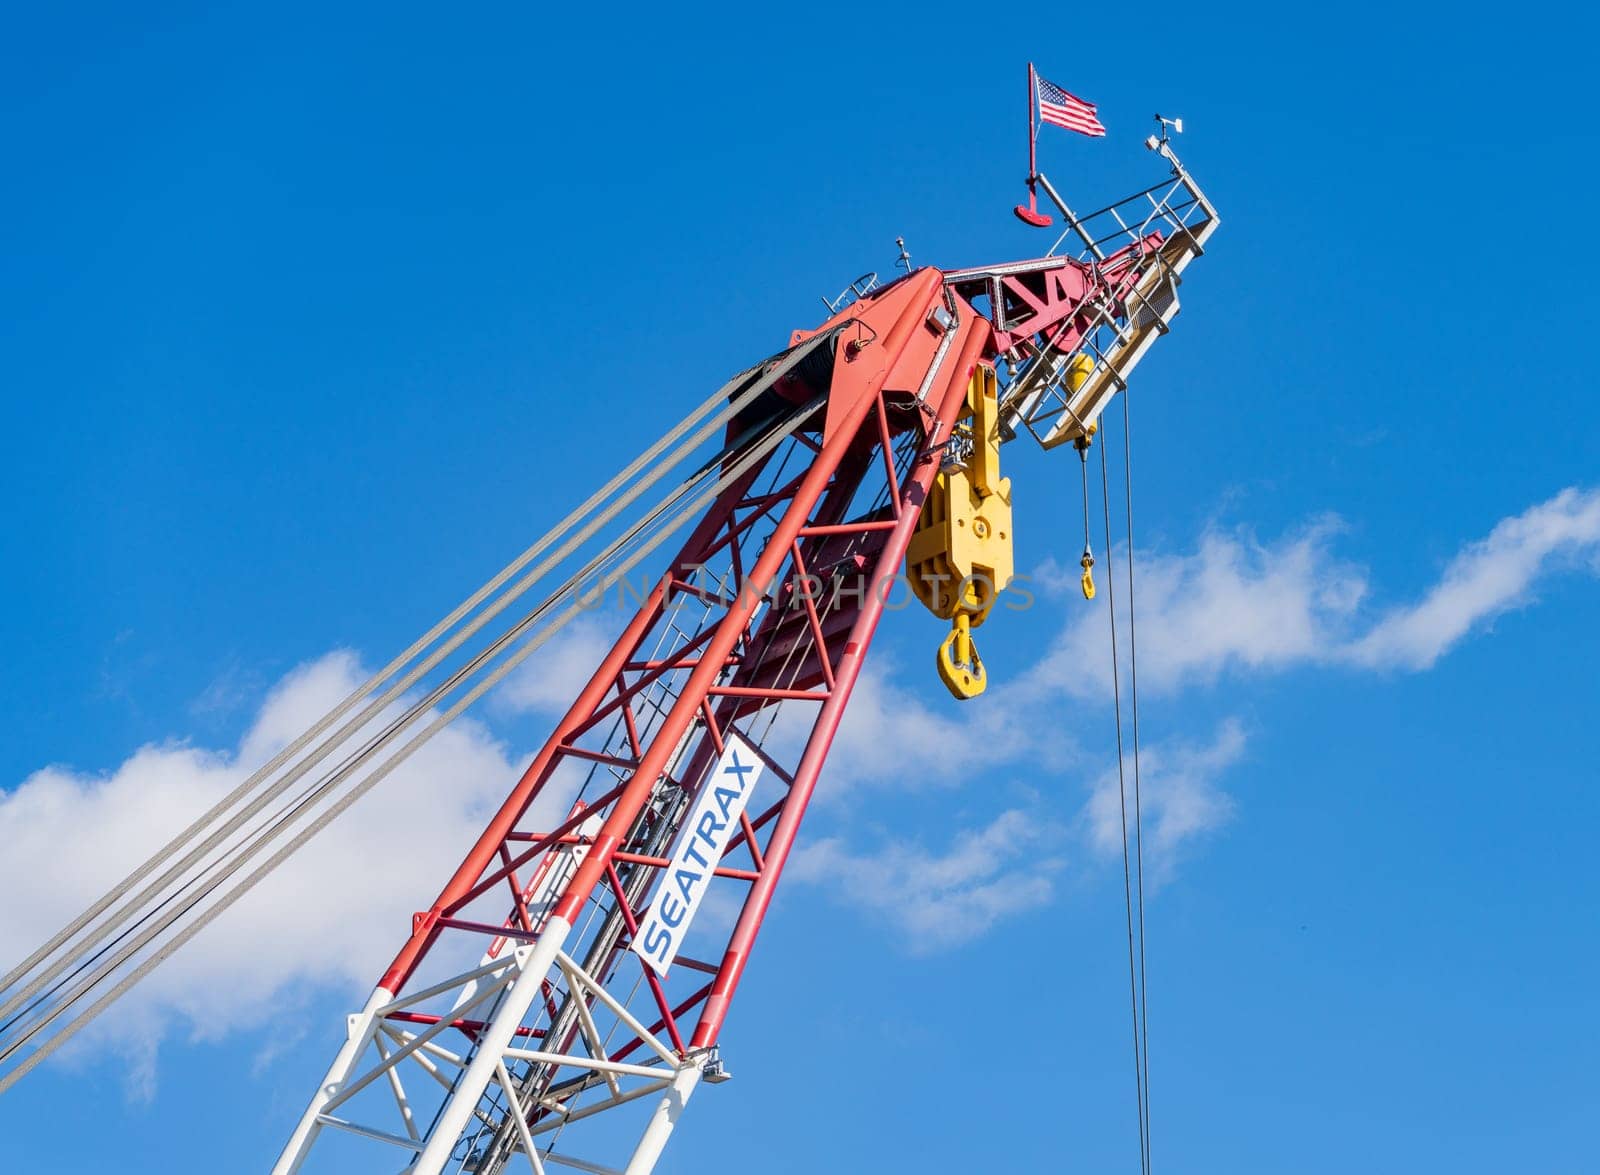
[1080,550,1096,600]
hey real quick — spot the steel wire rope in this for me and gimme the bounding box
[0,408,751,1049]
[1121,387,1152,1174]
[0,341,833,1035]
[1099,432,1150,1175]
[626,419,807,764]
[2,395,810,1057]
[0,350,784,1011]
[0,411,806,1094]
[0,395,825,1093]
[0,338,837,1035]
[2,462,725,1065]
[559,586,697,821]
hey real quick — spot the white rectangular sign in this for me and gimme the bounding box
[630,733,763,976]
[454,812,602,1012]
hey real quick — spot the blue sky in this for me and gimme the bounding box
[3,3,1599,1172]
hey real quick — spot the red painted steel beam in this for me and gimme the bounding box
[690,310,991,1047]
[547,272,946,932]
[359,265,1029,1139]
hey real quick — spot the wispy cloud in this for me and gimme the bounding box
[787,808,1066,951]
[1347,486,1600,669]
[1084,719,1245,887]
[815,659,1040,792]
[1029,486,1600,698]
[781,716,1244,948]
[494,617,619,716]
[187,657,268,722]
[1024,516,1367,700]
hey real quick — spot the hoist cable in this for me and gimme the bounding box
[1121,387,1152,1174]
[3,390,802,1050]
[0,358,754,1009]
[0,393,821,1094]
[2,435,725,1047]
[1081,445,1093,556]
[1099,431,1150,1175]
[0,363,738,1015]
[0,333,837,1041]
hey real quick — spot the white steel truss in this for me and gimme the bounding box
[274,933,714,1175]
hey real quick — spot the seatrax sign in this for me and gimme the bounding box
[630,733,763,977]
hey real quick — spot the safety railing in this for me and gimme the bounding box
[1003,144,1218,449]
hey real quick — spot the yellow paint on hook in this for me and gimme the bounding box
[935,612,987,699]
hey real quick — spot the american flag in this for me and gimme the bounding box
[1036,75,1106,138]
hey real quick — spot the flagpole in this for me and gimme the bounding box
[1013,62,1052,228]
[1026,61,1038,182]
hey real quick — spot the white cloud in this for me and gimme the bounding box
[0,651,578,1094]
[1024,516,1368,701]
[1347,486,1600,669]
[1028,486,1600,697]
[1084,720,1244,887]
[815,659,1041,792]
[787,808,1066,951]
[780,717,1243,953]
[495,616,619,716]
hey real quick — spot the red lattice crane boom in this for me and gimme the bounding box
[268,139,1215,1175]
[0,129,1214,1175]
